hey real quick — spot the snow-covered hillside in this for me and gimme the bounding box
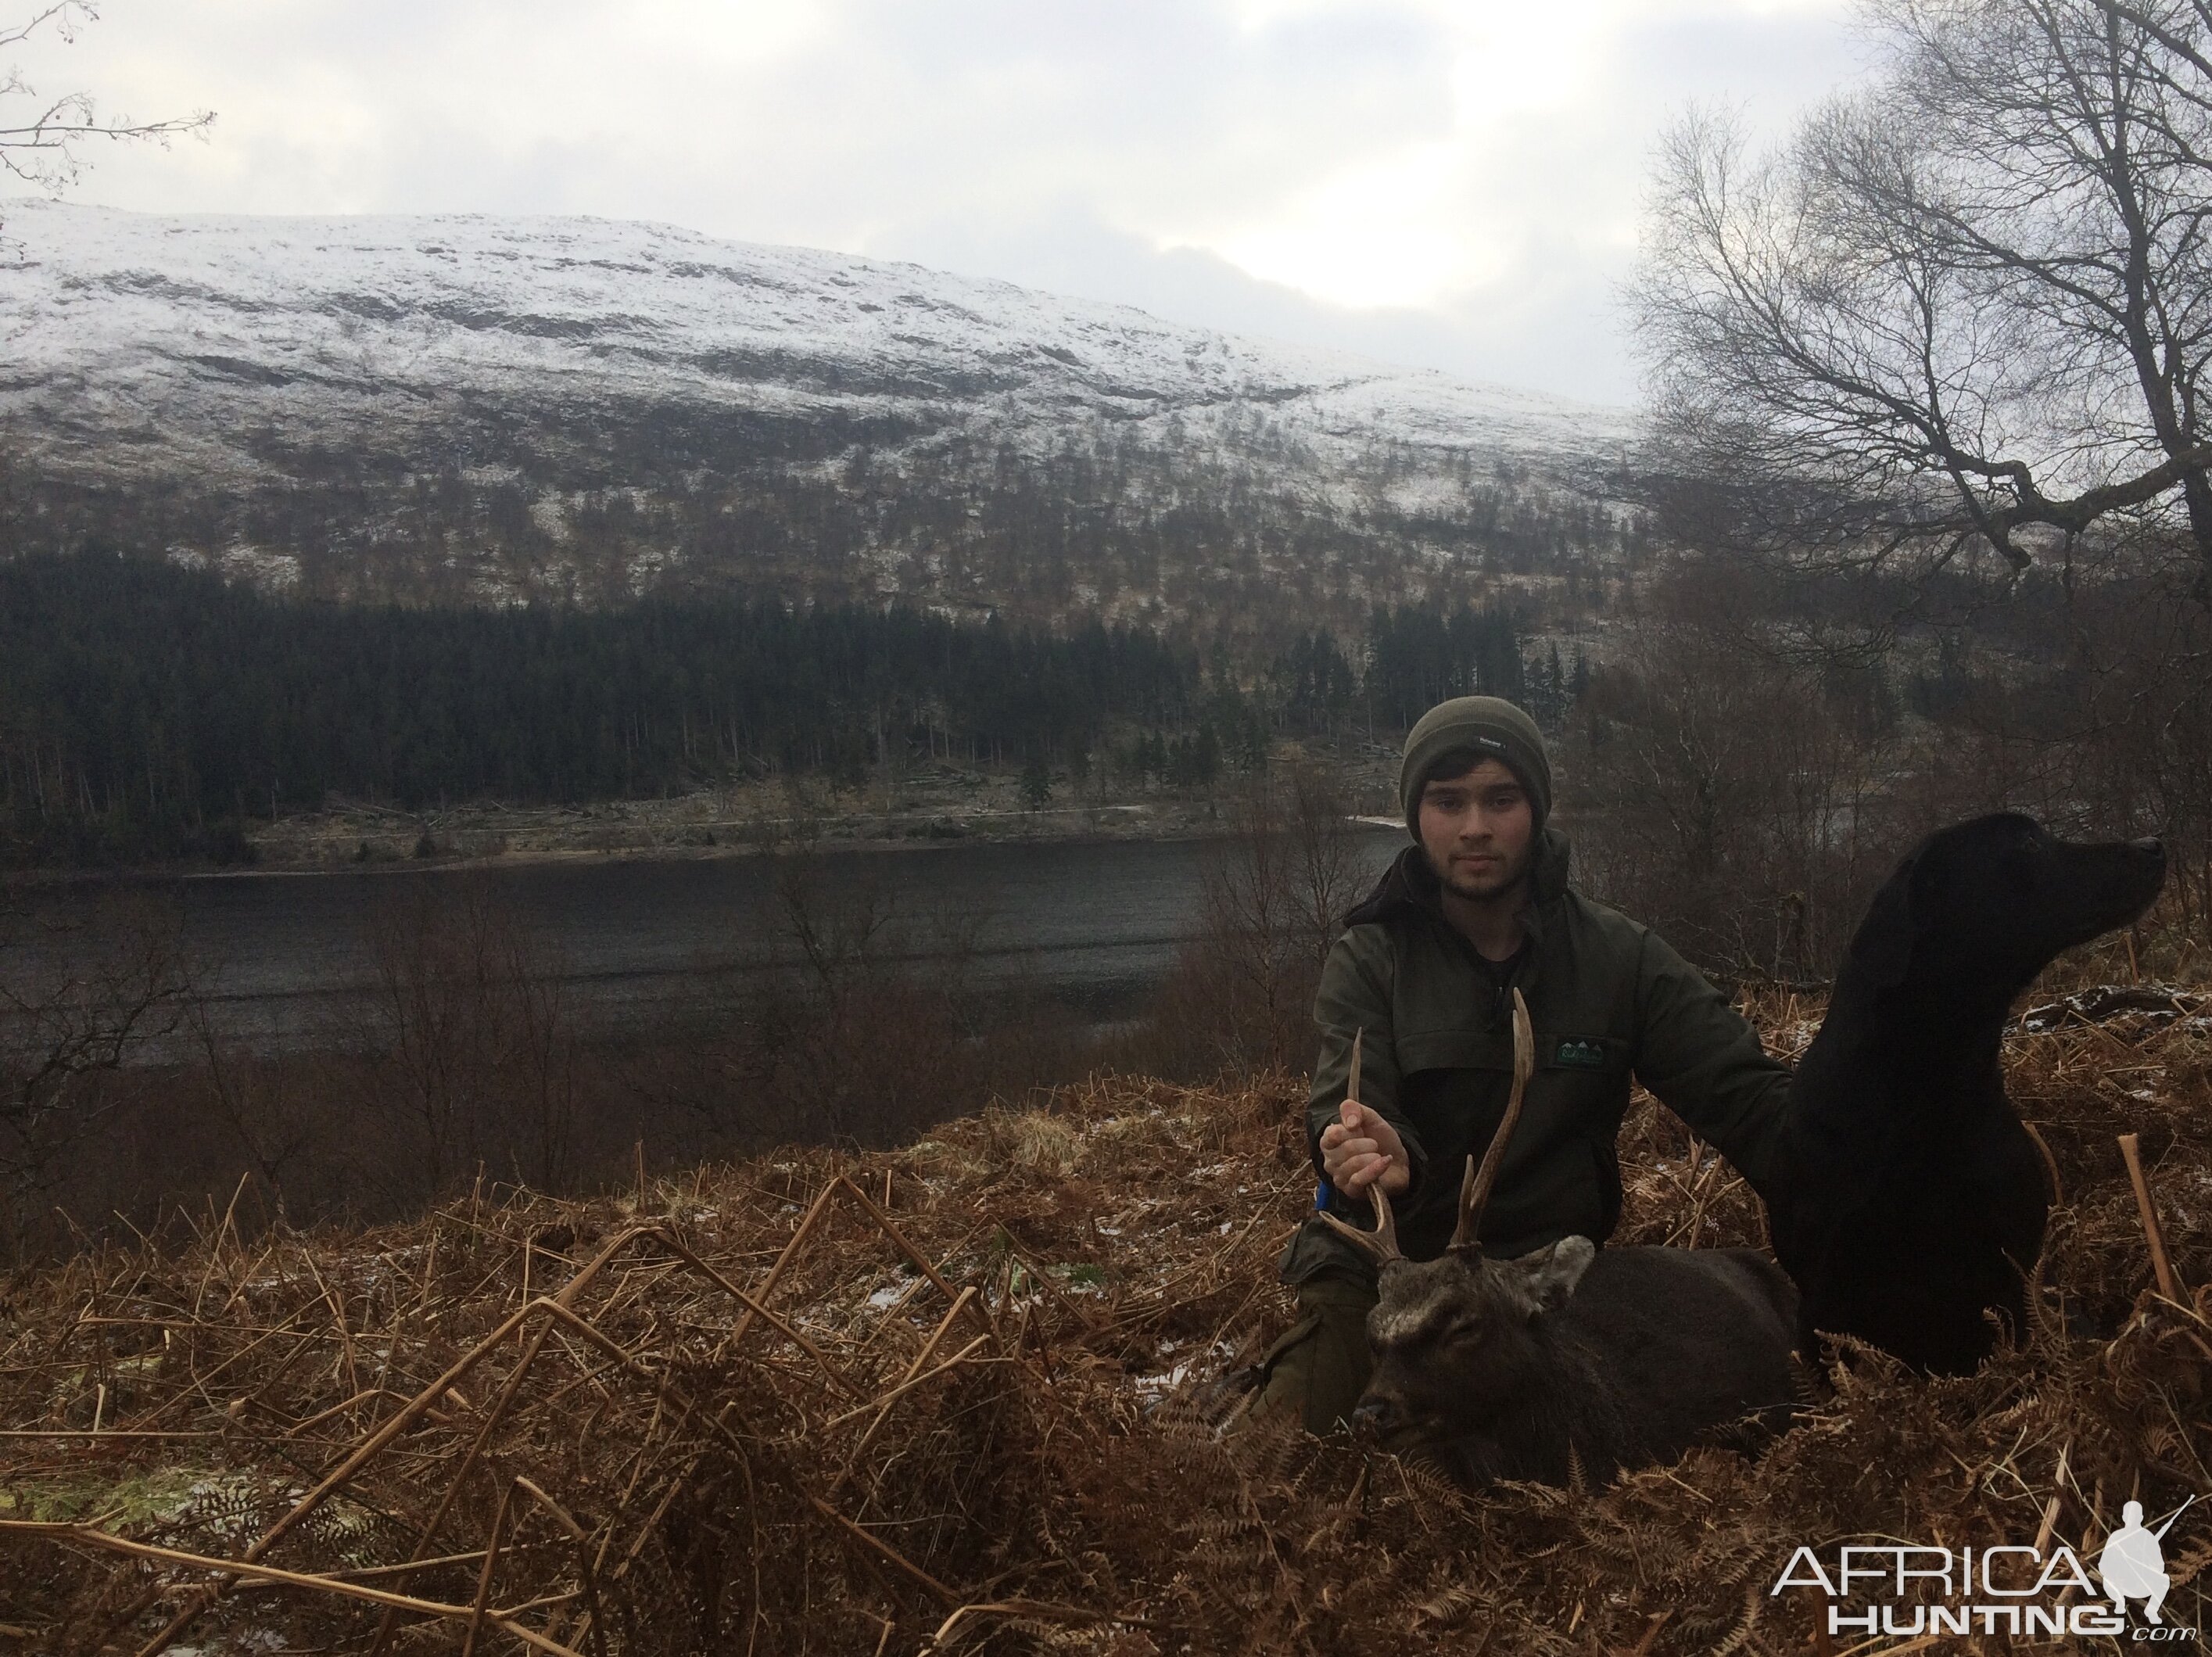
[0,201,1640,619]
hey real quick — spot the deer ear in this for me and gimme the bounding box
[1513,1236,1595,1316]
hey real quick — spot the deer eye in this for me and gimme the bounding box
[1400,1318,1460,1351]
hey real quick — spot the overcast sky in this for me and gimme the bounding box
[7,1,1870,403]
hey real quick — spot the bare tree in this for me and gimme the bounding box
[182,988,310,1222]
[1632,0,2212,601]
[1565,571,1898,981]
[756,852,982,1143]
[356,878,582,1203]
[1178,765,1369,1076]
[0,891,185,1207]
[0,4,211,206]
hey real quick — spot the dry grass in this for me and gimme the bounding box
[1,990,2208,1655]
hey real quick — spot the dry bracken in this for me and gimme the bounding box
[0,992,2207,1655]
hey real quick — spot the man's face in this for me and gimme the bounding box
[1417,757,1535,903]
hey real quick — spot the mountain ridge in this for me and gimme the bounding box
[0,200,1640,626]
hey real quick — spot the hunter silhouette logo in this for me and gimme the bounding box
[2100,1497,2194,1626]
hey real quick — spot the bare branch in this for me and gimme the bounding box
[0,892,187,1194]
[1631,3,2212,601]
[0,2,212,199]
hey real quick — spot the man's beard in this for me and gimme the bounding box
[1429,843,1532,904]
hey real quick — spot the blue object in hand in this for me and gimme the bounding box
[1315,1179,1332,1210]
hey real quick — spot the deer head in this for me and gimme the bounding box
[1318,988,1601,1438]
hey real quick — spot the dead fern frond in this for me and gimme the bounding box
[0,1012,2206,1652]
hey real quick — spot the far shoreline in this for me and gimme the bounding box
[4,771,1410,888]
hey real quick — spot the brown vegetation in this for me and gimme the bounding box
[0,988,2204,1654]
[1145,767,1371,1081]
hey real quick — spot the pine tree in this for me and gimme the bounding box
[1019,752,1052,810]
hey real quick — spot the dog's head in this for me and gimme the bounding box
[1852,813,2166,996]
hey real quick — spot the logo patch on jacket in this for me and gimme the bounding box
[1554,1038,1608,1069]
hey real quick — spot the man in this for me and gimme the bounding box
[1248,694,1792,1433]
[2099,1499,2179,1624]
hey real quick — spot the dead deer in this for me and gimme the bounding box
[1320,989,1801,1487]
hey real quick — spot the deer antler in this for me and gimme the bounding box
[1316,1182,1401,1264]
[1315,1028,1403,1264]
[1452,987,1535,1250]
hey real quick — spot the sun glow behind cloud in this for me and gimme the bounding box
[1215,140,1486,308]
[13,0,1862,401]
[1205,0,1845,314]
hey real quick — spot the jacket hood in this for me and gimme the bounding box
[1344,825,1573,932]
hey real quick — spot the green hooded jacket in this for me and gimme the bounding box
[1278,826,1791,1287]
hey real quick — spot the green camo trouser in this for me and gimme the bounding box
[1244,1273,1378,1436]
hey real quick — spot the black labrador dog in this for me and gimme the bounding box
[1769,814,2165,1373]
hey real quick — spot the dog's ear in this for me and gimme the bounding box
[1854,850,1927,987]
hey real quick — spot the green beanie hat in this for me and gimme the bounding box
[1399,695,1552,839]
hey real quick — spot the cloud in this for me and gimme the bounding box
[8,0,1867,402]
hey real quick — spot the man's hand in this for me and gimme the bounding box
[1319,1099,1411,1197]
